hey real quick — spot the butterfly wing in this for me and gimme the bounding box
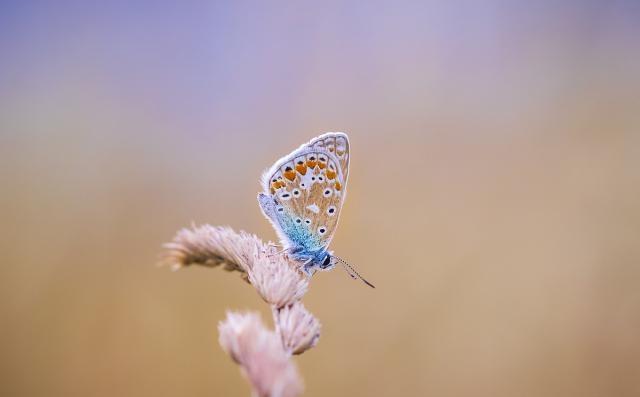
[258,132,350,252]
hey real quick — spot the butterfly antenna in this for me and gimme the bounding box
[334,256,375,288]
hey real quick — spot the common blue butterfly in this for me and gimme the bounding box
[257,132,374,288]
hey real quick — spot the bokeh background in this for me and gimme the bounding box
[2,1,639,396]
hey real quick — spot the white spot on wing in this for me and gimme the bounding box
[300,172,314,189]
[306,203,320,214]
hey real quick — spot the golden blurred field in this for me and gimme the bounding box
[1,2,639,396]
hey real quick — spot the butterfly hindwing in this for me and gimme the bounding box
[259,132,350,252]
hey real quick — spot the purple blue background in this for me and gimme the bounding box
[2,2,639,396]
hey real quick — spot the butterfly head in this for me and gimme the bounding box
[296,249,334,274]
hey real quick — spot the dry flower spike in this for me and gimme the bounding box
[162,224,322,397]
[219,312,303,397]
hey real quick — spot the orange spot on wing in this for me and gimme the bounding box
[295,164,307,175]
[272,180,285,190]
[318,162,326,169]
[270,187,276,194]
[335,182,342,191]
[326,170,336,180]
[306,160,317,168]
[284,170,296,181]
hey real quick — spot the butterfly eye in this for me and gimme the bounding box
[323,189,332,197]
[327,206,336,216]
[318,226,327,235]
[321,255,332,268]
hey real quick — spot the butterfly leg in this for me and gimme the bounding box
[270,247,290,256]
[303,258,323,276]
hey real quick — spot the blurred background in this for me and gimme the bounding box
[1,1,639,396]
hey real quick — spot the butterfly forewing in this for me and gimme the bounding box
[260,133,350,251]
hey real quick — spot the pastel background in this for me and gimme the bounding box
[1,1,639,396]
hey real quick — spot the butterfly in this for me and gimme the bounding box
[257,132,374,288]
